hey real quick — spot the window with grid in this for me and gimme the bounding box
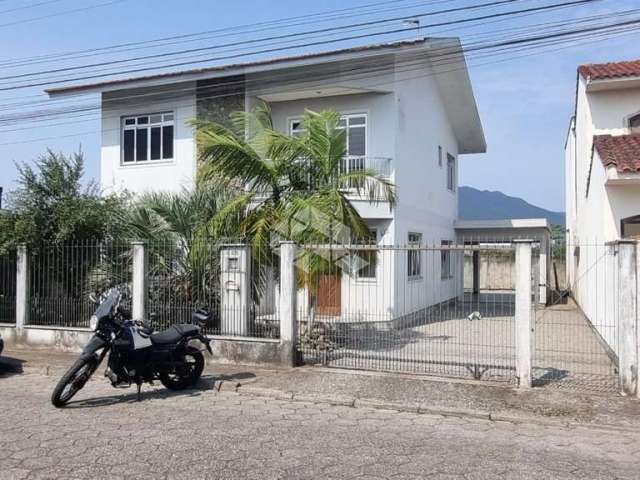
[354,228,377,279]
[447,153,456,191]
[122,112,174,164]
[407,232,422,279]
[441,240,454,279]
[289,114,366,171]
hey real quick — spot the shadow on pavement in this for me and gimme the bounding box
[0,355,26,377]
[63,371,256,409]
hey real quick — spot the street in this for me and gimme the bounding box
[1,364,638,479]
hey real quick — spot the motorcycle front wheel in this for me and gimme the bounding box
[160,347,204,391]
[51,355,97,408]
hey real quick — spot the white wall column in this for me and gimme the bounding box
[220,245,251,336]
[514,240,533,389]
[279,242,297,366]
[131,241,147,321]
[617,240,638,396]
[15,244,29,331]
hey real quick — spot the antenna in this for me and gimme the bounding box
[402,18,421,39]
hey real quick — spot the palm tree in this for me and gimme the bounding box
[192,103,396,332]
[126,184,243,327]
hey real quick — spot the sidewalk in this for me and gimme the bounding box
[3,346,640,431]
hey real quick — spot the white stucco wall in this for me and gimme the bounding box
[100,84,197,194]
[565,78,640,355]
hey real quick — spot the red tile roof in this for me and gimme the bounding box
[593,134,640,173]
[579,60,640,80]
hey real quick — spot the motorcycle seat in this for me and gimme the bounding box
[150,324,200,345]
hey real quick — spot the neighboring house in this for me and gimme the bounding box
[565,59,640,352]
[46,38,487,323]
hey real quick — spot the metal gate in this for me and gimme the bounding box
[533,240,619,392]
[297,242,518,382]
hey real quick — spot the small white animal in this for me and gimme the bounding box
[467,311,482,322]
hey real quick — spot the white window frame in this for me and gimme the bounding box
[446,153,456,192]
[121,112,175,165]
[288,113,367,158]
[441,240,454,280]
[355,228,378,281]
[407,232,422,280]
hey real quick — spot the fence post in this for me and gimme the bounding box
[279,242,297,366]
[15,244,29,331]
[514,239,533,389]
[220,244,251,336]
[617,240,638,396]
[131,241,147,321]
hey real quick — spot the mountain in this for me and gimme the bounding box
[458,186,565,226]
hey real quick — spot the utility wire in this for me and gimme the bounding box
[0,0,597,92]
[0,10,637,133]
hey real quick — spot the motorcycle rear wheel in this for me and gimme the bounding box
[51,355,97,408]
[160,347,204,391]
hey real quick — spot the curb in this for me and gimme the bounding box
[232,385,639,433]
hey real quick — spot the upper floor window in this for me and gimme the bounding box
[621,215,640,239]
[629,113,640,129]
[289,114,366,158]
[446,153,456,191]
[122,112,174,164]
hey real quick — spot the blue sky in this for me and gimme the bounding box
[0,0,638,212]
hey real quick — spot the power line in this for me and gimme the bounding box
[0,3,629,124]
[0,0,451,68]
[0,0,597,92]
[0,8,637,135]
[0,0,127,29]
[0,0,530,82]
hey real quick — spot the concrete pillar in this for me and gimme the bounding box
[15,244,29,331]
[279,242,297,366]
[220,245,251,336]
[617,240,638,396]
[131,241,148,321]
[514,240,533,389]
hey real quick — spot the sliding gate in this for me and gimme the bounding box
[296,243,519,383]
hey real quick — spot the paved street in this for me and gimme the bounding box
[1,363,639,480]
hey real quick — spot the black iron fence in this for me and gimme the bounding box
[0,249,16,324]
[28,241,131,328]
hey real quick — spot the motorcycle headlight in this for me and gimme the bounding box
[89,315,99,331]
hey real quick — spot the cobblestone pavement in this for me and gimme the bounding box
[1,369,639,480]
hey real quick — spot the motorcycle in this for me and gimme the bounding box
[51,286,213,408]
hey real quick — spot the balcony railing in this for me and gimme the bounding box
[252,156,393,199]
[340,156,393,178]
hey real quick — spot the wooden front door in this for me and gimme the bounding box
[315,274,341,317]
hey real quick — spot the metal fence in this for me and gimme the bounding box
[296,242,518,382]
[146,240,280,338]
[0,249,16,324]
[533,242,619,392]
[28,241,132,328]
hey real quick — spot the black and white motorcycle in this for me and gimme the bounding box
[51,286,212,407]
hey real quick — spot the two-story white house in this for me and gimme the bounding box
[565,59,640,352]
[46,38,487,324]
